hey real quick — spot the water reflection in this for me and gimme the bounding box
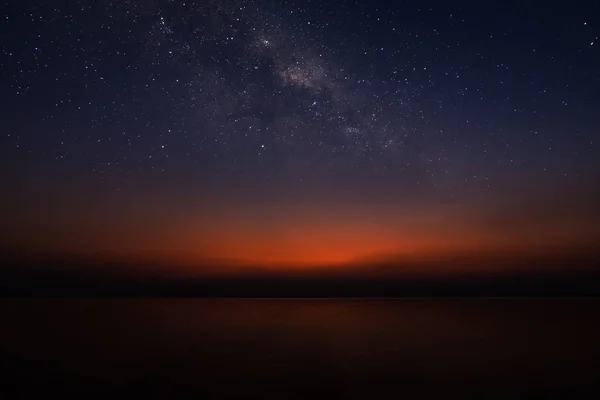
[2,299,600,397]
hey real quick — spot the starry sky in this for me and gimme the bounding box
[1,0,599,274]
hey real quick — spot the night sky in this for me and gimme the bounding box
[2,0,599,276]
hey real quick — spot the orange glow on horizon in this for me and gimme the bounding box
[199,229,411,266]
[7,188,599,277]
[190,211,471,267]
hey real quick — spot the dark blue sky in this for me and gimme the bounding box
[1,0,599,266]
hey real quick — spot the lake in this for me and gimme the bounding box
[1,299,599,397]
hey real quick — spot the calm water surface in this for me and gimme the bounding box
[1,299,599,397]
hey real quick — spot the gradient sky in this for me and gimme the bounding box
[1,0,599,275]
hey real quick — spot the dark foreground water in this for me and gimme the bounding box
[1,299,599,398]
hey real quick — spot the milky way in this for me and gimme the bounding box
[139,0,425,175]
[4,0,595,192]
[1,0,599,264]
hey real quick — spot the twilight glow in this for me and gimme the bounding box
[1,0,599,281]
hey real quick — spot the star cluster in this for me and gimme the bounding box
[3,1,598,189]
[1,0,599,263]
